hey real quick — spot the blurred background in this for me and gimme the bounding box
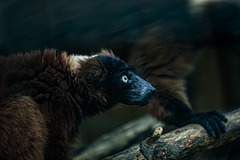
[0,0,240,159]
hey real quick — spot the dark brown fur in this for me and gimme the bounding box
[0,96,47,160]
[0,49,114,160]
[129,32,227,137]
[129,35,197,123]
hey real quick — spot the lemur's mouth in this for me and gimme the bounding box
[127,80,156,106]
[136,87,156,106]
[135,75,156,106]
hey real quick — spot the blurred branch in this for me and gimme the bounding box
[102,108,240,160]
[73,116,164,160]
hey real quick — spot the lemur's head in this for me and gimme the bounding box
[72,50,156,107]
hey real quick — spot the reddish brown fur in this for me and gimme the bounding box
[0,96,47,160]
[0,49,115,160]
[130,36,197,122]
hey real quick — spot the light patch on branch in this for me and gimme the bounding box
[102,108,240,160]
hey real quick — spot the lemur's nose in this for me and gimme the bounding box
[151,87,156,95]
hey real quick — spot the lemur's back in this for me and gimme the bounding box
[0,52,43,100]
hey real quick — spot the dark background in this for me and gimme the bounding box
[0,0,240,159]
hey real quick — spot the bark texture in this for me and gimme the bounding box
[73,116,164,160]
[102,108,240,160]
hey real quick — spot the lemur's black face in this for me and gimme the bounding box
[97,55,156,106]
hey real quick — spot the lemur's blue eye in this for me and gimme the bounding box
[122,75,128,83]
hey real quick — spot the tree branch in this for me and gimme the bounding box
[103,108,240,160]
[73,116,164,160]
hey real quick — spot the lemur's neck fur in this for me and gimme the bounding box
[40,49,110,117]
[68,54,98,74]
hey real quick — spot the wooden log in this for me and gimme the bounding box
[73,116,164,160]
[103,108,240,160]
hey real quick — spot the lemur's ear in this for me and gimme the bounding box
[91,66,102,72]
